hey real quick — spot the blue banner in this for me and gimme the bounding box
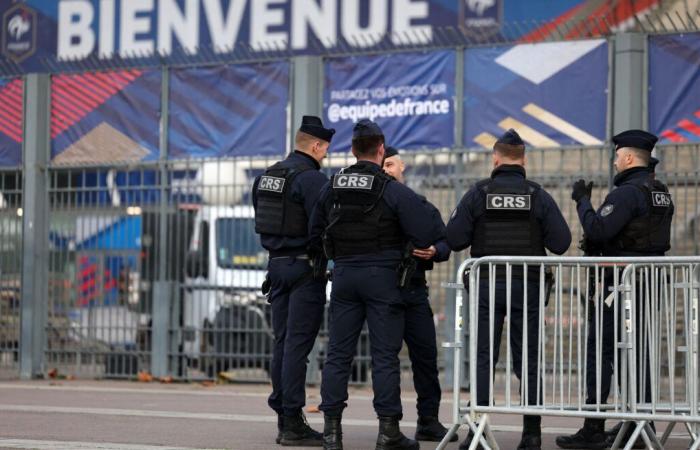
[0,77,22,166]
[649,32,700,143]
[0,1,664,74]
[51,69,161,163]
[324,50,455,151]
[464,39,608,148]
[169,62,289,158]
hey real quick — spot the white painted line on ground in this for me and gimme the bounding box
[0,439,216,450]
[0,383,439,403]
[0,404,691,440]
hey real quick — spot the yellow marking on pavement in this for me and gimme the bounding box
[522,103,602,145]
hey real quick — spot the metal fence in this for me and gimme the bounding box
[440,256,700,450]
[0,142,686,383]
[0,168,22,378]
[2,13,700,384]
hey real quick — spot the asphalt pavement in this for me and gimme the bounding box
[0,380,694,450]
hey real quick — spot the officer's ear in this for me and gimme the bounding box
[492,151,500,168]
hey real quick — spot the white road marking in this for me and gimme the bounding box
[0,383,440,403]
[0,404,691,440]
[0,439,216,450]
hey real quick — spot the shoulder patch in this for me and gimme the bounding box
[651,191,672,207]
[258,175,285,193]
[486,194,531,210]
[600,204,614,217]
[332,173,375,190]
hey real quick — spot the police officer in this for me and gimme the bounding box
[382,146,457,443]
[309,120,436,450]
[556,130,673,450]
[446,129,571,450]
[252,115,335,447]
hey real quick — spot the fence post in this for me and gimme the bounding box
[152,66,172,378]
[291,55,324,136]
[611,32,646,187]
[445,47,466,389]
[19,73,51,379]
[291,55,324,384]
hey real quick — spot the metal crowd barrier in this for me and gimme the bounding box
[439,256,700,450]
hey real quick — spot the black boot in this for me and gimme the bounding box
[555,419,607,449]
[414,416,457,442]
[375,416,419,450]
[518,416,541,450]
[279,410,323,447]
[458,430,485,450]
[276,414,283,444]
[517,433,541,450]
[323,414,343,450]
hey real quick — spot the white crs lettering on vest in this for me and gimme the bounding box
[651,191,672,207]
[486,194,531,210]
[258,176,285,193]
[333,174,375,190]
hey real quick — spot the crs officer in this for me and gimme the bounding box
[446,129,571,450]
[556,130,674,450]
[252,115,335,447]
[382,146,457,443]
[309,119,436,450]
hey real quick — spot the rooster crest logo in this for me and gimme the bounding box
[8,14,30,40]
[2,4,37,63]
[467,0,496,16]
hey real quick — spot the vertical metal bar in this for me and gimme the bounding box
[605,35,615,186]
[152,65,171,378]
[611,33,646,189]
[19,73,51,379]
[454,47,465,149]
[470,265,479,421]
[505,263,512,407]
[445,48,465,388]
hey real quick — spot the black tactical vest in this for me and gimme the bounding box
[471,178,545,258]
[613,179,673,254]
[323,163,404,258]
[254,159,312,237]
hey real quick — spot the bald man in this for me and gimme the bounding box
[382,146,457,443]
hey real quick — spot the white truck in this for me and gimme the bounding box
[182,204,272,376]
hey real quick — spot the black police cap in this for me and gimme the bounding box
[496,128,525,146]
[299,115,335,143]
[353,119,383,138]
[612,129,658,152]
[384,146,399,158]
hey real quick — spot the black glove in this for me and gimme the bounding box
[571,179,593,202]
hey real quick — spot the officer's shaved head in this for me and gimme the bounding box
[614,146,650,173]
[295,131,329,162]
[493,142,525,161]
[493,129,526,166]
[626,147,651,166]
[352,135,385,158]
[295,131,319,150]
